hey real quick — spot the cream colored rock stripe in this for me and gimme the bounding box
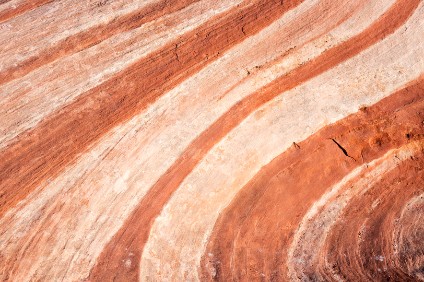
[0,0,352,279]
[0,1,318,280]
[0,0,160,72]
[393,192,424,278]
[139,3,424,280]
[0,0,244,148]
[0,0,422,281]
[287,142,424,281]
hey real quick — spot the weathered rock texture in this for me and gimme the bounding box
[0,0,423,281]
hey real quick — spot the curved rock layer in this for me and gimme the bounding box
[202,83,424,281]
[0,0,423,281]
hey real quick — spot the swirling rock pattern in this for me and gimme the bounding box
[0,0,423,281]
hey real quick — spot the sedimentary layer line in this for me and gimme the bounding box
[0,0,423,281]
[0,0,52,23]
[0,0,303,217]
[0,0,201,84]
[202,78,424,280]
[94,0,421,280]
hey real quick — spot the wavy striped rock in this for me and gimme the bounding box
[0,0,423,281]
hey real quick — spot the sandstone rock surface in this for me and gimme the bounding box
[0,0,423,281]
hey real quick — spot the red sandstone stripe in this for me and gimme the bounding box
[0,0,304,218]
[200,78,424,280]
[90,1,421,281]
[0,0,53,23]
[212,0,366,109]
[320,154,424,281]
[0,0,200,85]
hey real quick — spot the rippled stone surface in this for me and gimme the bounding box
[0,0,423,281]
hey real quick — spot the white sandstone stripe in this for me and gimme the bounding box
[0,0,377,280]
[0,0,405,280]
[139,4,424,280]
[394,192,424,278]
[0,0,413,280]
[0,0,245,148]
[0,0,47,14]
[287,142,423,281]
[0,0,161,71]
[0,1,343,280]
